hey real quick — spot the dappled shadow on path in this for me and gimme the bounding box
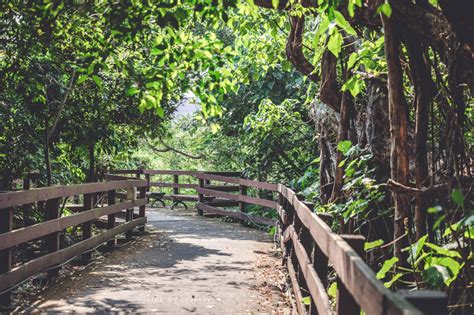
[29,207,276,313]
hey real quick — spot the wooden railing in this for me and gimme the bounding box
[0,179,148,305]
[112,169,444,315]
[106,169,242,204]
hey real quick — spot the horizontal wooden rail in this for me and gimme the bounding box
[150,182,198,189]
[0,178,147,304]
[104,174,138,181]
[0,217,146,293]
[197,187,277,209]
[0,199,146,251]
[0,180,147,209]
[196,173,278,191]
[107,169,144,175]
[196,203,275,226]
[278,185,421,315]
[284,225,332,314]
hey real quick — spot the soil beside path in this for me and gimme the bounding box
[24,207,290,314]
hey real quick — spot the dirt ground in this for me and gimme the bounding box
[18,207,292,314]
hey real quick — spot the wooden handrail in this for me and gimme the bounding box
[0,179,147,303]
[0,180,147,209]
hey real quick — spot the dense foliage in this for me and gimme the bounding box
[0,0,472,313]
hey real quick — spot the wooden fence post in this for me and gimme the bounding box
[138,185,146,232]
[313,213,333,291]
[107,189,116,248]
[197,177,204,216]
[81,193,93,262]
[239,179,247,224]
[145,174,151,193]
[45,197,61,278]
[173,175,179,195]
[125,187,136,239]
[0,208,13,306]
[336,234,366,315]
[22,176,31,227]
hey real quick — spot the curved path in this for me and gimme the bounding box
[27,208,288,314]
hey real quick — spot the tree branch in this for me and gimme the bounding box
[47,70,77,140]
[147,139,204,160]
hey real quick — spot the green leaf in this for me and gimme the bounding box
[301,296,311,306]
[92,75,102,89]
[328,282,338,299]
[313,15,330,48]
[271,0,279,9]
[126,87,139,96]
[150,47,163,56]
[155,106,164,118]
[429,257,461,285]
[342,76,365,97]
[427,206,443,213]
[364,239,384,251]
[377,3,392,17]
[425,243,461,258]
[376,257,398,279]
[384,273,402,288]
[327,29,343,57]
[451,189,464,207]
[423,266,446,288]
[77,74,88,84]
[347,53,358,70]
[337,140,352,155]
[334,10,357,35]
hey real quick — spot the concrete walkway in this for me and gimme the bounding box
[28,208,288,314]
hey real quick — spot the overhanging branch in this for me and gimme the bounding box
[147,139,204,160]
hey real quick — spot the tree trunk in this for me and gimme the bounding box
[330,91,353,203]
[406,38,433,240]
[382,14,411,265]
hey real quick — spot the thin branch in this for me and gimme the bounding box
[147,139,204,160]
[47,70,77,140]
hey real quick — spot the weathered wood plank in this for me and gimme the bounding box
[0,180,147,209]
[107,169,145,175]
[196,203,275,226]
[288,225,333,315]
[281,190,421,315]
[0,199,146,251]
[107,190,117,248]
[44,198,61,278]
[238,178,278,191]
[287,257,308,315]
[143,170,197,176]
[197,173,278,191]
[0,207,13,304]
[204,185,239,192]
[150,182,198,189]
[203,171,242,176]
[197,173,240,184]
[336,235,365,315]
[0,217,146,293]
[104,174,136,181]
[197,187,277,209]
